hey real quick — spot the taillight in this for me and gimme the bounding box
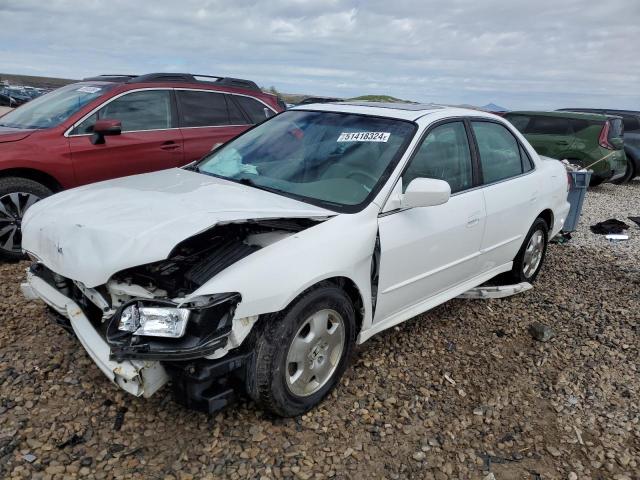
[598,121,614,150]
[566,172,572,191]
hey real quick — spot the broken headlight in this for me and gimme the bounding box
[118,305,190,338]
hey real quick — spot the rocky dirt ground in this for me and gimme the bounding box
[0,180,638,480]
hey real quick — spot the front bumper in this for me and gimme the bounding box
[22,267,253,412]
[21,270,169,397]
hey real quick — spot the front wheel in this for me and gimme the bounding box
[246,284,356,417]
[508,218,549,283]
[0,177,52,261]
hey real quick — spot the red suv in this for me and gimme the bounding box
[0,73,284,260]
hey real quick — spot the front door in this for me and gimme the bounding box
[375,120,486,323]
[68,89,184,185]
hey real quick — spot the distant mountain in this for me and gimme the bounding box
[349,94,416,103]
[482,103,509,112]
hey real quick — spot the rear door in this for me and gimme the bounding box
[176,90,262,162]
[68,89,184,185]
[523,116,573,158]
[470,120,541,273]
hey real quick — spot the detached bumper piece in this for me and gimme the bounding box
[165,352,253,414]
[107,294,240,362]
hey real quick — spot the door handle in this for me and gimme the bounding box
[160,141,180,151]
[556,140,569,145]
[466,212,480,227]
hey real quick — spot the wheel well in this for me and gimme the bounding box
[0,168,63,192]
[319,276,365,333]
[538,209,554,231]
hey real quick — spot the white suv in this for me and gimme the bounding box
[21,102,570,416]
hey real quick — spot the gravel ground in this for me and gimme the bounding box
[0,180,638,480]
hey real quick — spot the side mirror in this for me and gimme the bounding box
[402,178,451,209]
[91,119,122,145]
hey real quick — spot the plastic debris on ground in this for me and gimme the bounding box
[458,282,532,299]
[606,234,629,242]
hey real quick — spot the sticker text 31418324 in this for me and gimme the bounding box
[337,132,390,142]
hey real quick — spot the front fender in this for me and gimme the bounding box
[187,204,380,333]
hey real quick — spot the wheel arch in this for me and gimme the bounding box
[537,208,554,231]
[0,168,63,192]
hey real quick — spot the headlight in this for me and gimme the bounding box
[118,305,190,338]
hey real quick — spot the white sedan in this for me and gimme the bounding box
[21,102,570,416]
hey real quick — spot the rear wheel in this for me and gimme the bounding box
[246,284,356,417]
[508,218,549,283]
[612,156,635,184]
[0,177,52,261]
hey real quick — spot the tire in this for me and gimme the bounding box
[612,157,634,185]
[508,217,549,283]
[0,177,53,261]
[246,283,356,417]
[589,176,605,187]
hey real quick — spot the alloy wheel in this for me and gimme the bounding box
[285,309,346,397]
[522,230,544,278]
[0,192,41,254]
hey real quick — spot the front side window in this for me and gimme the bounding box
[73,90,173,134]
[472,121,524,184]
[196,110,416,211]
[176,90,232,127]
[0,83,113,130]
[402,121,473,193]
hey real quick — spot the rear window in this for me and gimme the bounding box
[608,118,624,140]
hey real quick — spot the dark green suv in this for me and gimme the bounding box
[504,111,626,185]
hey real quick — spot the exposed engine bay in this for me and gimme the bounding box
[110,217,322,299]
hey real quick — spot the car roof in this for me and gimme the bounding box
[506,110,619,122]
[291,101,496,121]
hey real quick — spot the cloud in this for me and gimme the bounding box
[0,0,638,109]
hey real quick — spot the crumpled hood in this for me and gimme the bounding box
[22,168,334,287]
[0,126,36,143]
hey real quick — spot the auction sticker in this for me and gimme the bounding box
[76,86,101,94]
[337,132,390,142]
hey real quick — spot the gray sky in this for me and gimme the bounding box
[1,0,638,110]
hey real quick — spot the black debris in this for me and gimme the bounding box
[113,407,127,432]
[590,219,630,235]
[57,433,84,449]
[628,216,640,227]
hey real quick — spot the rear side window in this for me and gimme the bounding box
[569,118,590,133]
[526,116,571,135]
[73,90,173,134]
[472,121,524,184]
[177,90,230,127]
[234,96,274,124]
[505,114,531,133]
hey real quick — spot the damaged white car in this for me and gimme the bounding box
[21,103,570,416]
